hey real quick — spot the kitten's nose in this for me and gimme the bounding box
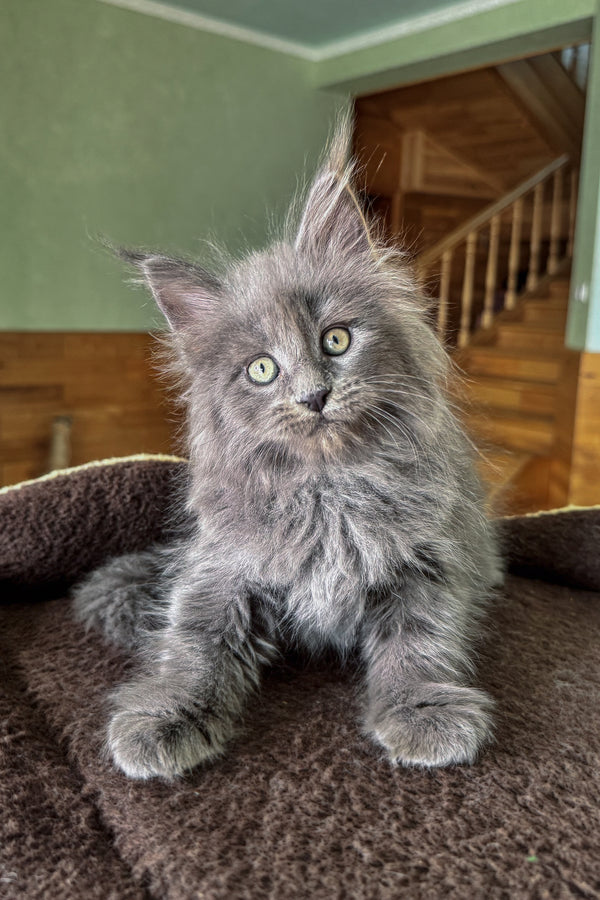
[298,388,330,413]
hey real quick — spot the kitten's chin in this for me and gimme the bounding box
[274,406,376,463]
[290,414,366,462]
[308,415,330,435]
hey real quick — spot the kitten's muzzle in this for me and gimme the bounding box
[298,387,330,414]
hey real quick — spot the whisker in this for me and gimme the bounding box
[372,408,421,463]
[364,406,423,469]
[362,380,470,419]
[377,402,438,444]
[362,409,405,458]
[361,373,432,383]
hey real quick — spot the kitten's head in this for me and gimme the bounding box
[122,122,447,469]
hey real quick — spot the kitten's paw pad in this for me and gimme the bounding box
[368,683,494,768]
[108,696,226,779]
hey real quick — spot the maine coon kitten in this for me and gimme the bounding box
[73,125,502,780]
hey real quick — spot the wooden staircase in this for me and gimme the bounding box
[353,43,589,512]
[455,273,571,512]
[410,156,578,512]
[414,153,578,513]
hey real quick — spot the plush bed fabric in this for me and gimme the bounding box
[1,456,599,899]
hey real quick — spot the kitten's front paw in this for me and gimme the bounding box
[108,680,228,779]
[367,682,494,768]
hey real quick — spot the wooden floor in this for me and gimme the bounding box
[0,332,181,487]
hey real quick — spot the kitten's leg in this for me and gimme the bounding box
[72,548,169,650]
[107,579,276,779]
[362,578,493,768]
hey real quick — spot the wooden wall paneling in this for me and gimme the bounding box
[419,133,501,198]
[528,54,586,134]
[0,332,180,487]
[495,61,582,159]
[569,352,600,505]
[548,349,581,508]
[548,350,600,508]
[358,67,555,189]
[353,114,403,197]
[507,456,554,514]
[400,130,424,192]
[400,194,490,254]
[389,191,404,235]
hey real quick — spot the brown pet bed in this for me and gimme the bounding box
[1,456,599,899]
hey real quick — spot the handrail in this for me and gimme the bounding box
[417,153,578,349]
[418,154,569,270]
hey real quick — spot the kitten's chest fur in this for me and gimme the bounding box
[241,470,421,650]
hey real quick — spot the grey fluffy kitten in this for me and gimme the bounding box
[73,126,502,780]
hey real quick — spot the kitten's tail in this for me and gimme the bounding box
[71,546,173,651]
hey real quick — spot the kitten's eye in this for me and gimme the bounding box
[322,327,351,356]
[247,356,279,384]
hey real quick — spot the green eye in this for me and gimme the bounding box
[247,356,279,384]
[322,327,351,356]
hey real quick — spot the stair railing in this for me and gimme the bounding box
[417,155,578,347]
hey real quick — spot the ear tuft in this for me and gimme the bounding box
[324,108,354,176]
[295,112,374,261]
[118,250,222,330]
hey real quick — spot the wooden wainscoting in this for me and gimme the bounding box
[532,349,600,510]
[560,351,600,507]
[0,332,181,487]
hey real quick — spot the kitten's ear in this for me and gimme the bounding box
[295,117,373,260]
[118,249,222,330]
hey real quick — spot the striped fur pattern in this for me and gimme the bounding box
[73,121,502,779]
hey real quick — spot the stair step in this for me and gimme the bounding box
[477,448,539,516]
[483,452,555,515]
[477,449,533,507]
[468,409,555,454]
[548,278,571,298]
[495,323,565,351]
[465,376,557,415]
[524,293,568,310]
[522,302,568,326]
[462,347,562,383]
[500,318,566,334]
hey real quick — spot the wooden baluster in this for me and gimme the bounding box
[390,190,403,237]
[568,45,578,79]
[548,168,564,275]
[458,232,477,348]
[437,249,453,340]
[505,198,523,310]
[47,415,72,473]
[482,215,501,328]
[526,183,544,291]
[568,167,579,258]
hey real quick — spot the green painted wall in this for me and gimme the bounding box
[313,0,594,93]
[569,2,600,352]
[4,0,600,347]
[0,0,343,330]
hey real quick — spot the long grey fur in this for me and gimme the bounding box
[72,120,502,779]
